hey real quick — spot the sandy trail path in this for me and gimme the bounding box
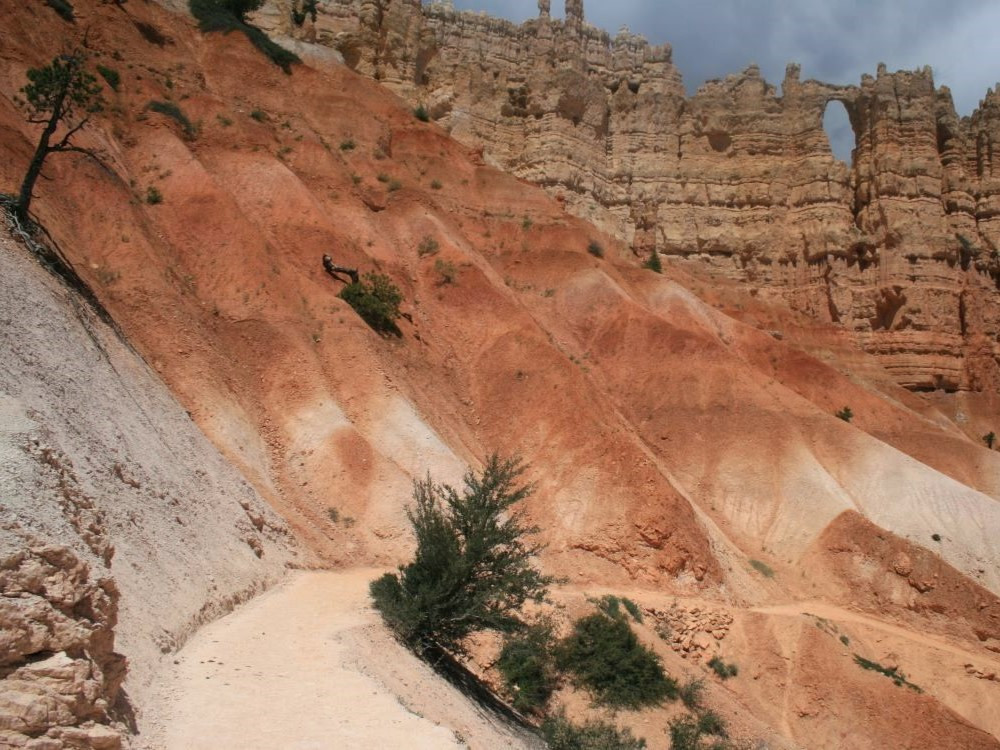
[751,600,1000,664]
[142,570,537,750]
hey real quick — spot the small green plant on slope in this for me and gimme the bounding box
[835,406,853,422]
[642,249,663,274]
[96,65,121,92]
[45,0,75,22]
[434,258,457,285]
[11,51,104,222]
[984,431,996,449]
[556,609,677,709]
[596,595,642,623]
[668,710,729,750]
[189,0,300,74]
[853,655,922,692]
[148,100,197,139]
[678,677,706,710]
[417,236,440,257]
[370,454,554,655]
[414,104,431,122]
[587,240,604,258]
[749,559,774,578]
[707,655,738,680]
[542,713,646,750]
[145,186,163,205]
[338,271,403,336]
[496,623,557,713]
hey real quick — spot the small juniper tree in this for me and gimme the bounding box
[12,51,104,221]
[984,431,996,449]
[370,454,554,655]
[835,406,853,423]
[642,248,662,274]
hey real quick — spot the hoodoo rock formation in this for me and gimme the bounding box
[261,0,1000,393]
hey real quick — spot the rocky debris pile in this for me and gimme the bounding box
[647,602,733,661]
[0,528,125,750]
[965,664,998,682]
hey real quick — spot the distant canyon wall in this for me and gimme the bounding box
[259,0,1000,392]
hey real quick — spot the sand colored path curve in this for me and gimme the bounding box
[142,570,538,750]
[752,601,1000,665]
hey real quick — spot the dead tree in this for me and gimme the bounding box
[322,254,359,284]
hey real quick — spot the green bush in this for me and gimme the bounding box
[668,711,728,750]
[678,677,705,710]
[542,714,646,750]
[145,186,163,205]
[587,241,604,258]
[642,249,662,274]
[707,656,738,680]
[434,258,456,285]
[556,611,676,708]
[338,271,403,336]
[250,109,267,122]
[96,65,120,92]
[148,100,197,139]
[189,0,300,74]
[339,138,356,151]
[749,559,774,578]
[496,625,556,713]
[853,655,921,692]
[983,431,996,449]
[414,104,430,122]
[45,0,74,21]
[370,454,553,654]
[835,406,853,422]
[417,236,439,257]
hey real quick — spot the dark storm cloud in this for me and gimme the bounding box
[447,0,1000,116]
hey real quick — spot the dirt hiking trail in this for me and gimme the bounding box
[141,570,539,750]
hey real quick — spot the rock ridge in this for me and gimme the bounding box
[259,0,1000,392]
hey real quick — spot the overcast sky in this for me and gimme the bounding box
[448,0,1000,161]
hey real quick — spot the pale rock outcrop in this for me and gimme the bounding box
[0,532,125,750]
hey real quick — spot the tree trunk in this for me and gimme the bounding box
[16,94,66,222]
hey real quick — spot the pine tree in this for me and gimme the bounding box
[371,454,553,654]
[12,52,104,221]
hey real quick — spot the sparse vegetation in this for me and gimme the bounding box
[387,178,403,192]
[668,710,729,750]
[377,173,390,183]
[931,533,941,542]
[45,0,75,21]
[839,634,850,646]
[496,624,557,713]
[96,65,121,92]
[596,595,642,623]
[835,406,853,422]
[417,236,440,257]
[853,655,922,692]
[984,431,996,449]
[290,0,318,26]
[145,186,163,205]
[556,610,676,708]
[250,109,267,122]
[413,104,430,122]
[339,138,356,151]
[542,714,647,750]
[434,259,457,285]
[370,454,553,655]
[642,249,662,274]
[430,179,443,190]
[338,272,403,336]
[189,0,300,74]
[678,677,706,710]
[707,656,738,680]
[522,216,533,230]
[148,100,197,139]
[587,240,604,258]
[749,559,774,578]
[217,114,233,127]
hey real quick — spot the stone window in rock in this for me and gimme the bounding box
[823,100,855,165]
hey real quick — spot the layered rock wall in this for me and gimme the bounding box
[260,0,1000,391]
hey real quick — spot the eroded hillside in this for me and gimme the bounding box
[0,1,998,748]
